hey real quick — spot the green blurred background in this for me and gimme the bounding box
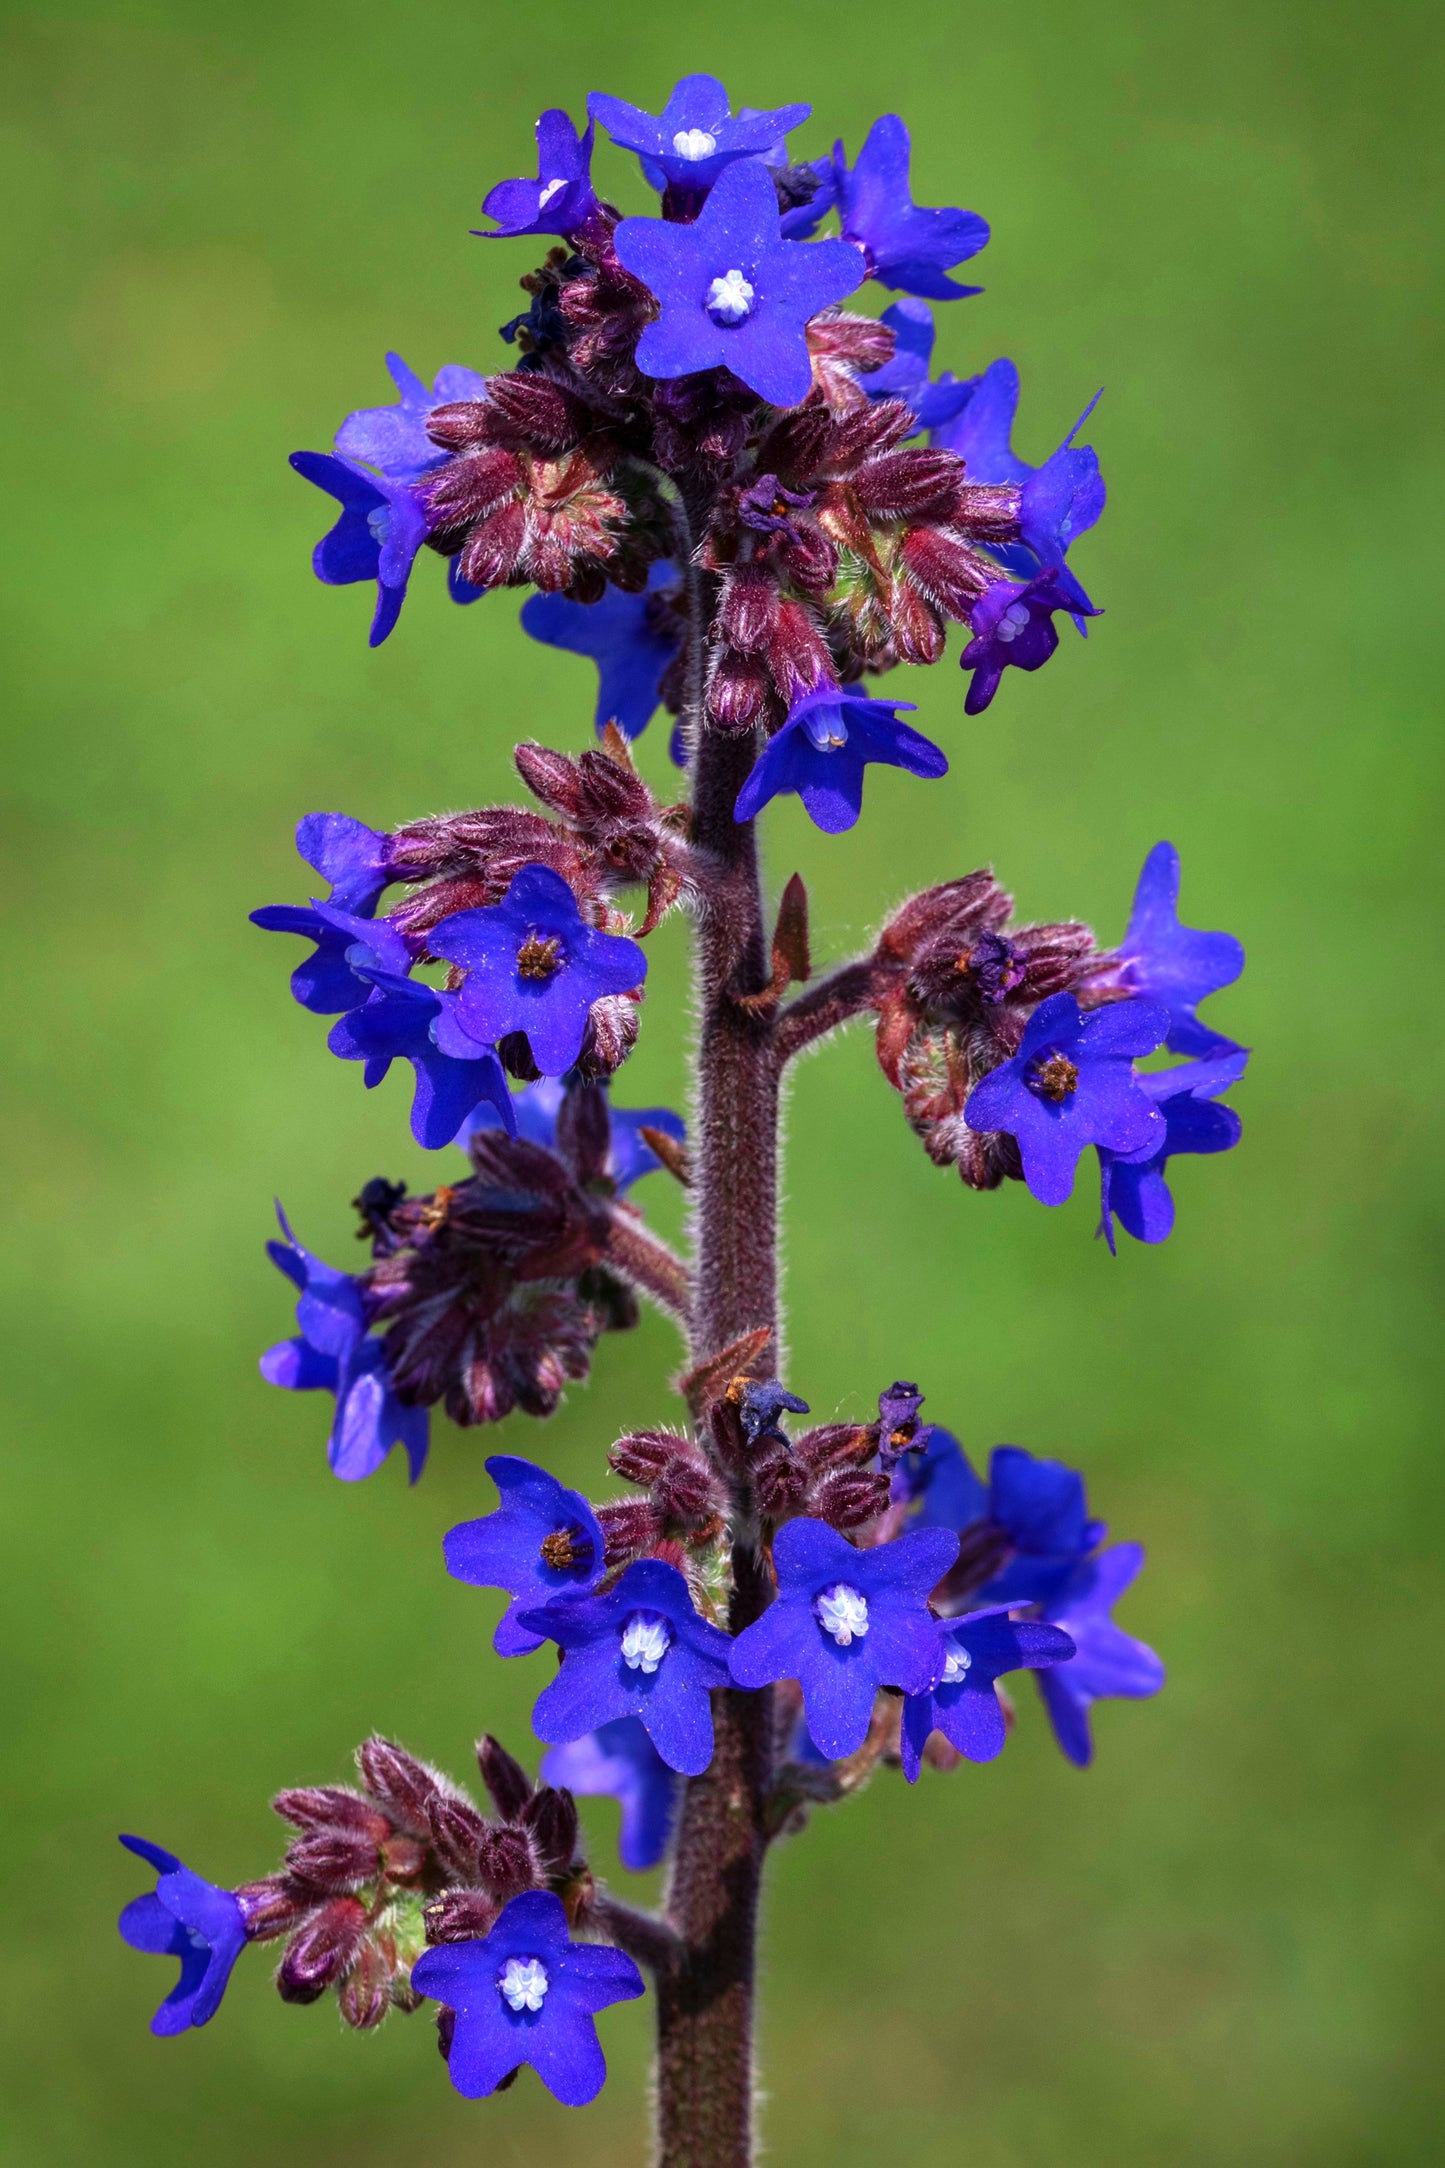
[3,0,1442,2160]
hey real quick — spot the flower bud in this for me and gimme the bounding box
[719,564,782,653]
[234,1876,312,1943]
[276,1897,368,2004]
[596,1495,665,1565]
[476,1823,536,1899]
[476,1734,534,1823]
[356,1737,447,1837]
[482,373,589,453]
[272,1785,391,1840]
[808,1466,892,1529]
[855,449,964,522]
[423,445,521,530]
[424,1889,499,1945]
[424,1792,489,1880]
[899,525,996,619]
[520,1786,579,1874]
[706,648,772,731]
[285,1828,380,1894]
[336,1936,393,2030]
[458,500,526,588]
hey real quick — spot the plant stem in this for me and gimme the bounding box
[652,524,779,2165]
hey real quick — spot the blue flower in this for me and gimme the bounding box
[728,1518,958,1760]
[733,684,947,834]
[411,1888,644,2105]
[963,991,1170,1207]
[289,450,431,648]
[250,815,397,1012]
[934,357,1103,613]
[520,564,683,739]
[117,1836,248,2037]
[475,108,598,239]
[833,115,989,300]
[259,1206,428,1482]
[334,353,488,483]
[898,1437,1103,1609]
[613,158,864,410]
[541,1718,680,1872]
[464,1077,686,1192]
[960,570,1101,716]
[1034,1543,1165,1767]
[862,299,976,433]
[899,1606,1075,1780]
[428,864,648,1078]
[294,811,394,915]
[1112,841,1246,1057]
[318,906,516,1151]
[1099,1048,1247,1250]
[444,1455,606,1656]
[893,1425,988,1531]
[589,74,810,195]
[520,1558,734,1777]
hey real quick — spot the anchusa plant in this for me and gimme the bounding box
[118,70,1248,2164]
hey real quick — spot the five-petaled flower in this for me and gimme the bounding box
[444,1455,606,1656]
[728,1517,959,1760]
[411,1888,644,2104]
[899,1606,1075,1780]
[961,570,1102,715]
[1111,840,1246,1057]
[335,353,488,483]
[320,907,516,1151]
[520,1557,733,1777]
[613,158,864,409]
[541,1717,680,1872]
[964,992,1170,1207]
[1098,1047,1246,1249]
[521,564,684,739]
[260,1206,428,1482]
[475,107,598,238]
[832,113,990,299]
[734,684,947,834]
[589,73,810,195]
[117,1836,248,2037]
[934,356,1104,609]
[1033,1543,1165,1767]
[428,864,648,1078]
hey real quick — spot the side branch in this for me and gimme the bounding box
[589,1892,684,1976]
[602,1207,694,1336]
[774,957,885,1065]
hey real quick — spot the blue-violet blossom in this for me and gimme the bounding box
[1034,1543,1165,1767]
[613,158,864,410]
[728,1517,959,1760]
[961,571,1101,716]
[898,1606,1075,1780]
[964,991,1170,1207]
[589,74,810,195]
[428,864,648,1078]
[117,1835,248,2037]
[444,1455,606,1656]
[520,563,683,739]
[733,683,947,834]
[1099,1048,1246,1250]
[862,298,976,433]
[260,1206,428,1482]
[935,356,1104,609]
[475,108,598,239]
[520,1557,733,1777]
[831,114,989,299]
[411,1888,643,2104]
[541,1718,680,1872]
[1112,840,1246,1057]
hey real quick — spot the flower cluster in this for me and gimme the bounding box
[120,66,1250,2146]
[849,838,1246,1228]
[289,70,1104,831]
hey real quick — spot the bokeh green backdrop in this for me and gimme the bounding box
[3,1,1442,2161]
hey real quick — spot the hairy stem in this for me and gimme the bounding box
[775,955,885,1065]
[653,498,779,2168]
[602,1207,693,1336]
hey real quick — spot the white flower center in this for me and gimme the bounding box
[537,177,568,209]
[620,1610,673,1673]
[706,269,756,325]
[499,1956,549,2012]
[996,601,1031,644]
[672,127,717,162]
[365,505,391,546]
[815,1582,869,1646]
[803,709,848,752]
[941,1647,973,1685]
